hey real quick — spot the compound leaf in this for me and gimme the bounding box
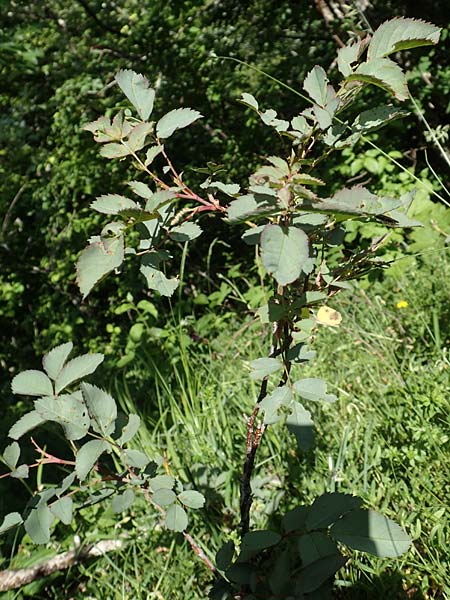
[0,512,23,536]
[35,392,90,440]
[293,378,337,403]
[99,143,131,159]
[111,489,135,513]
[117,414,141,446]
[347,58,408,101]
[152,488,177,507]
[123,449,149,469]
[91,194,139,215]
[169,222,203,242]
[140,265,179,297]
[303,66,329,106]
[2,442,20,470]
[249,357,282,380]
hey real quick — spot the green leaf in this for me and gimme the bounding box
[55,472,76,496]
[178,490,205,509]
[25,503,54,544]
[165,504,188,532]
[169,222,203,242]
[50,497,73,524]
[117,414,141,445]
[353,106,409,134]
[0,512,23,536]
[330,508,412,557]
[337,39,365,76]
[8,410,46,440]
[368,18,441,60]
[286,401,314,450]
[123,449,149,469]
[115,70,155,120]
[239,530,281,561]
[128,180,154,200]
[2,442,20,469]
[347,58,408,101]
[293,378,337,403]
[269,549,290,596]
[259,385,292,425]
[152,488,177,507]
[12,370,53,397]
[35,392,90,440]
[204,181,240,196]
[55,352,104,394]
[11,464,29,479]
[240,92,259,111]
[81,383,117,436]
[99,143,131,159]
[227,193,277,222]
[303,66,329,106]
[140,265,179,297]
[145,145,164,166]
[111,489,135,513]
[75,440,110,481]
[125,122,153,152]
[306,492,363,530]
[156,108,202,139]
[261,224,309,286]
[295,554,347,593]
[297,532,339,566]
[76,235,125,299]
[43,342,73,381]
[283,506,310,533]
[91,194,139,215]
[249,357,282,380]
[149,475,175,491]
[216,540,235,571]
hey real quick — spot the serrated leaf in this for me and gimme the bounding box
[99,143,131,159]
[216,540,235,571]
[91,194,139,215]
[111,488,135,513]
[25,503,54,544]
[140,265,179,296]
[337,40,365,76]
[156,108,202,139]
[2,442,20,469]
[227,193,277,222]
[205,181,240,196]
[35,392,90,440]
[347,58,408,101]
[117,414,140,446]
[115,70,155,120]
[249,357,282,380]
[0,512,23,536]
[75,440,110,481]
[145,145,163,166]
[42,342,73,381]
[50,497,73,524]
[261,224,309,285]
[286,401,314,450]
[303,66,329,106]
[123,449,149,469]
[260,385,292,425]
[126,122,153,152]
[178,490,205,509]
[306,493,363,530]
[368,18,441,60]
[353,106,408,133]
[12,370,53,397]
[153,488,177,507]
[298,532,340,566]
[55,352,104,394]
[165,504,188,532]
[240,92,259,111]
[77,235,124,298]
[8,410,46,440]
[330,508,412,557]
[169,222,202,242]
[81,383,117,436]
[293,378,337,403]
[128,180,153,200]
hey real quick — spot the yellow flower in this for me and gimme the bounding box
[396,300,408,309]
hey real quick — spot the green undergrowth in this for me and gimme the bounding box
[2,249,450,599]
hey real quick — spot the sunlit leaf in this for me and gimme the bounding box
[368,18,441,60]
[178,490,205,509]
[24,503,54,544]
[286,401,314,450]
[91,194,139,215]
[75,440,111,481]
[76,235,125,298]
[81,383,117,436]
[261,225,309,285]
[8,410,46,440]
[42,342,73,381]
[55,352,104,394]
[12,370,53,397]
[156,108,202,139]
[249,357,282,380]
[50,497,73,525]
[111,489,135,513]
[35,392,90,440]
[165,504,188,532]
[115,70,155,120]
[0,512,23,536]
[117,414,141,446]
[347,58,408,101]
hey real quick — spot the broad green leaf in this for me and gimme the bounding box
[125,122,153,152]
[347,58,408,101]
[286,401,314,450]
[293,378,337,403]
[25,503,54,544]
[149,475,175,491]
[165,504,188,532]
[140,265,179,297]
[156,108,202,139]
[227,193,277,222]
[330,508,412,557]
[249,357,282,380]
[240,92,259,111]
[35,392,90,440]
[55,352,104,394]
[50,497,73,524]
[145,145,163,166]
[0,512,23,535]
[169,222,202,242]
[55,472,76,496]
[11,464,29,479]
[337,39,365,76]
[303,66,329,106]
[353,106,408,133]
[99,143,131,159]
[2,442,20,469]
[43,342,73,381]
[128,180,154,200]
[242,224,265,246]
[204,181,240,196]
[261,225,309,285]
[298,532,339,566]
[152,488,177,507]
[368,18,441,60]
[259,385,292,425]
[295,554,347,593]
[76,235,125,299]
[115,70,155,120]
[117,414,141,445]
[91,194,139,215]
[306,492,363,530]
[239,530,281,561]
[81,383,117,436]
[12,370,53,397]
[123,449,149,469]
[178,490,205,509]
[111,489,135,513]
[75,440,110,481]
[216,540,235,571]
[8,410,46,440]
[283,506,310,533]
